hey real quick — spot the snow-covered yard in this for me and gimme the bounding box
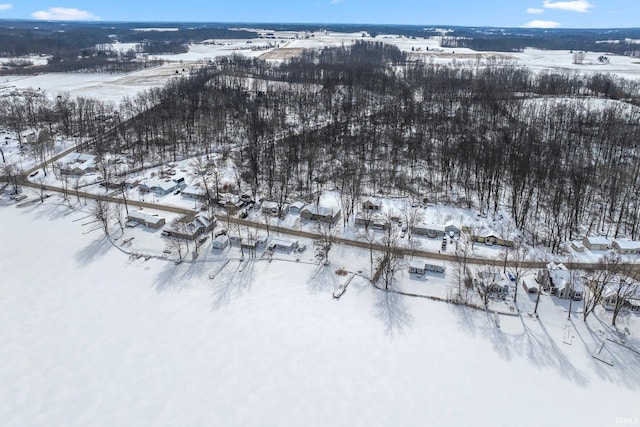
[1,197,639,427]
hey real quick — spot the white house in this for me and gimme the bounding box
[127,209,165,229]
[612,239,640,255]
[300,205,341,223]
[181,185,207,201]
[354,211,390,230]
[139,179,178,196]
[475,270,509,295]
[583,236,610,251]
[59,152,97,175]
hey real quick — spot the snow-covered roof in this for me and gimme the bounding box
[302,205,335,217]
[62,152,95,163]
[182,185,206,196]
[584,236,610,245]
[290,201,305,210]
[613,239,640,250]
[603,279,640,299]
[142,179,177,192]
[127,209,164,225]
[270,238,297,248]
[521,276,539,290]
[409,260,425,269]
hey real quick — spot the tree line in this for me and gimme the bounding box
[3,41,640,254]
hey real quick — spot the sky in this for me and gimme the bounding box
[0,1,638,29]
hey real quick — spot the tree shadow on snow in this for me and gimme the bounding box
[306,263,338,295]
[210,259,255,310]
[517,316,588,387]
[575,313,640,390]
[74,234,111,265]
[372,288,413,337]
[152,256,210,293]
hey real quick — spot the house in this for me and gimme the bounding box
[539,262,582,300]
[139,179,178,196]
[583,236,610,251]
[269,238,298,252]
[261,201,288,216]
[164,212,216,240]
[556,278,584,301]
[289,201,305,215]
[471,229,514,247]
[475,270,510,295]
[354,212,390,230]
[211,234,229,250]
[612,239,640,255]
[181,185,208,201]
[217,194,245,214]
[59,152,97,175]
[521,276,539,294]
[127,209,166,229]
[602,279,640,312]
[300,205,341,223]
[411,223,446,238]
[361,198,382,211]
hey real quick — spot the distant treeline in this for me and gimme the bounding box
[0,21,257,57]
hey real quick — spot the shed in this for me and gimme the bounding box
[521,276,539,294]
[409,260,426,275]
[425,262,445,273]
[269,238,298,252]
[212,234,229,250]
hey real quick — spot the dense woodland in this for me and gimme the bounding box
[2,41,640,253]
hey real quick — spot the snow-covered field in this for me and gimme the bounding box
[2,29,639,105]
[1,198,639,427]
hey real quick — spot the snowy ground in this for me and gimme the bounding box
[1,196,639,427]
[2,30,639,105]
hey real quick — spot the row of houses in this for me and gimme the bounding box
[127,209,216,241]
[409,259,445,275]
[572,236,640,254]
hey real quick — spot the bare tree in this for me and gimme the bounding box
[315,220,336,265]
[1,162,22,195]
[509,245,531,304]
[452,239,471,302]
[609,276,638,327]
[583,255,621,322]
[92,199,113,236]
[376,226,403,290]
[403,206,424,241]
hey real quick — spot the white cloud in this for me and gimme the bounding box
[32,7,100,21]
[0,4,13,11]
[330,0,345,3]
[522,20,561,28]
[543,0,593,13]
[527,7,545,14]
